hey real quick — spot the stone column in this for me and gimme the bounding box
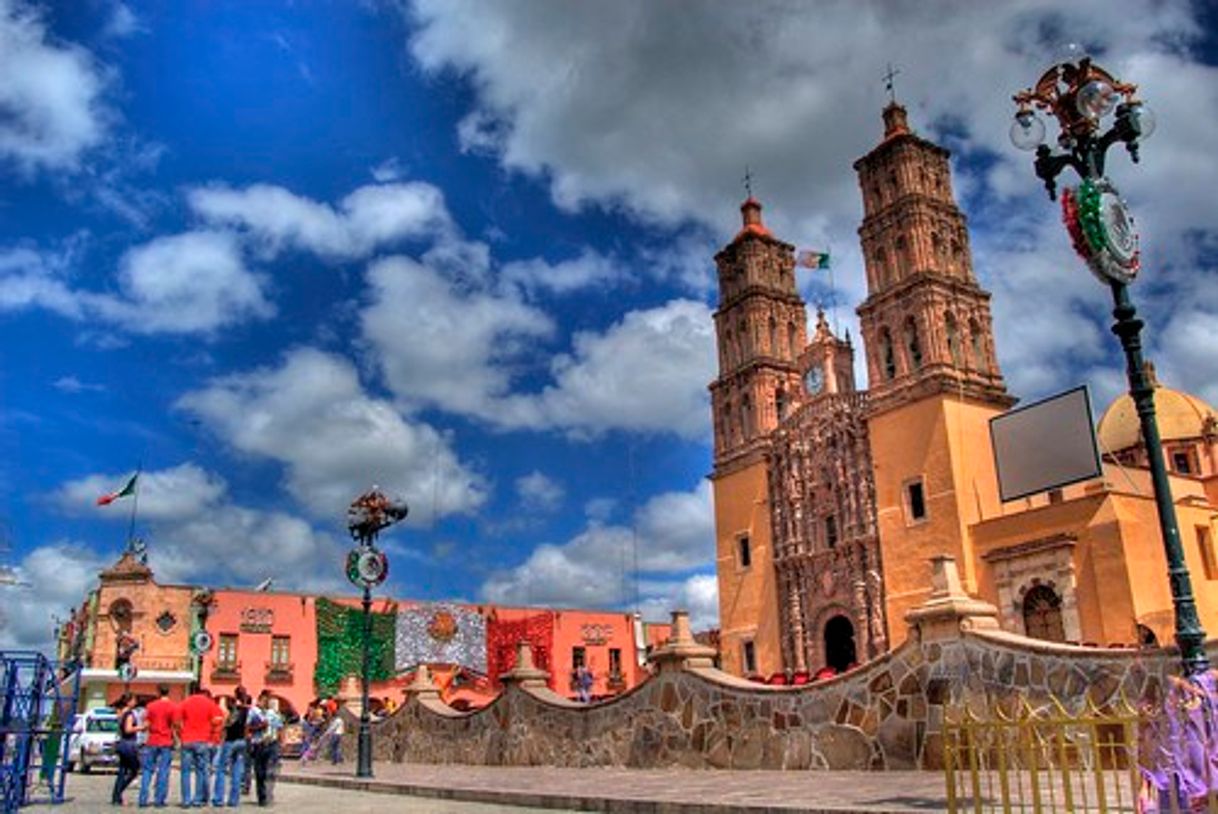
[787,577,807,672]
[498,641,550,689]
[403,663,441,702]
[648,611,717,674]
[904,555,999,642]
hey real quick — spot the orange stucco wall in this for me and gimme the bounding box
[713,460,781,676]
[869,394,1007,645]
[201,589,320,715]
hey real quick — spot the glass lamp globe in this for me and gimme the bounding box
[1076,79,1117,120]
[1128,102,1156,140]
[1009,110,1046,151]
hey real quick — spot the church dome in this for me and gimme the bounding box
[1097,379,1217,453]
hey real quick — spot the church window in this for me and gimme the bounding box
[724,329,734,367]
[880,329,896,380]
[874,248,888,288]
[788,322,798,357]
[1197,526,1217,580]
[1173,449,1195,475]
[742,640,757,675]
[969,319,985,369]
[871,183,882,209]
[768,317,778,357]
[775,388,787,420]
[738,535,752,569]
[895,236,911,275]
[887,170,898,198]
[1137,624,1158,648]
[945,313,962,367]
[905,479,927,522]
[1022,585,1066,643]
[825,514,838,549]
[741,394,752,439]
[738,320,748,357]
[931,231,943,263]
[904,317,923,368]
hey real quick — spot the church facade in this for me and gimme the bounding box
[711,102,1218,678]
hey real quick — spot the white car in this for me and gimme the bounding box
[66,708,120,773]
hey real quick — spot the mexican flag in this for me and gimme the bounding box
[97,473,139,506]
[797,250,830,270]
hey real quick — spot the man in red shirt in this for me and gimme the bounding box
[138,684,177,807]
[177,683,222,807]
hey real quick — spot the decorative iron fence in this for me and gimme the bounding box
[944,676,1218,813]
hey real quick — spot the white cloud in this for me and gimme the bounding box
[481,481,714,617]
[99,231,273,334]
[176,347,487,522]
[44,463,353,604]
[0,543,110,652]
[500,249,624,297]
[55,463,228,521]
[361,254,555,416]
[499,299,716,439]
[0,245,85,317]
[188,181,453,260]
[515,470,564,513]
[0,232,273,336]
[364,250,714,437]
[102,2,142,39]
[635,573,719,631]
[0,0,109,172]
[52,375,106,394]
[404,0,1218,411]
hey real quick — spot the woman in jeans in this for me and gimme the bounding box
[111,694,140,806]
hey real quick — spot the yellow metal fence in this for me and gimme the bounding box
[943,694,1218,814]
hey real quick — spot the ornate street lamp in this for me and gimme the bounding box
[1010,57,1207,676]
[345,488,407,778]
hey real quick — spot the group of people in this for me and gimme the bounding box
[111,682,284,808]
[296,697,344,766]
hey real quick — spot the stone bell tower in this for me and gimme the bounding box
[710,195,807,677]
[854,102,1016,641]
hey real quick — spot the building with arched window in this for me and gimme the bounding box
[710,100,1218,679]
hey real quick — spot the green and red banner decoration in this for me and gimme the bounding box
[97,472,139,506]
[314,597,397,694]
[1061,176,1140,285]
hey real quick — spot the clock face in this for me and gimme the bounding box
[805,366,825,395]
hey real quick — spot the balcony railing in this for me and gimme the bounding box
[210,660,241,682]
[264,661,294,685]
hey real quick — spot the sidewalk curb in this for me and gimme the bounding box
[278,770,946,813]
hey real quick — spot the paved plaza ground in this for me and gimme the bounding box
[281,762,957,812]
[27,770,570,813]
[34,762,957,813]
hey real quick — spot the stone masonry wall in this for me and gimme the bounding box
[345,559,1198,771]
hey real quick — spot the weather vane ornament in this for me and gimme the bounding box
[345,487,406,590]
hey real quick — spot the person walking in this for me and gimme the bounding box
[138,684,177,808]
[247,691,283,807]
[177,684,222,808]
[110,694,140,806]
[212,688,250,808]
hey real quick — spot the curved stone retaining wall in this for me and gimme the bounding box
[341,559,1203,771]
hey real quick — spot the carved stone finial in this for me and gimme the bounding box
[648,610,717,672]
[499,640,550,688]
[405,663,440,699]
[905,556,1000,641]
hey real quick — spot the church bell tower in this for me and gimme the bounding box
[854,102,1016,640]
[710,195,806,677]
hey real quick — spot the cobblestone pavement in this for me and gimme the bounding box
[26,770,573,813]
[282,762,956,813]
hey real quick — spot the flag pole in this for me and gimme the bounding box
[126,466,142,550]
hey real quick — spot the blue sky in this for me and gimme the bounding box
[3,1,1217,651]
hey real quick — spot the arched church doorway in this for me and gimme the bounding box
[1022,584,1066,643]
[823,615,856,673]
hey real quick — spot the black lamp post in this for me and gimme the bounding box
[345,488,407,778]
[1010,58,1209,677]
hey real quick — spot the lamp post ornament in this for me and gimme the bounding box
[345,487,407,778]
[1010,56,1208,677]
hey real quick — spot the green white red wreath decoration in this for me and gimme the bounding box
[1061,177,1140,284]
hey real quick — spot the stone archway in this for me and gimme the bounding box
[823,614,857,673]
